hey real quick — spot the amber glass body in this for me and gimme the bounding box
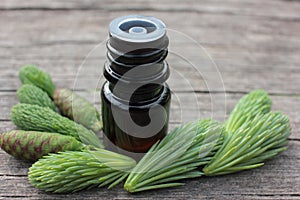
[101,21,171,153]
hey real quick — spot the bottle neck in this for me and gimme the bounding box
[103,34,170,102]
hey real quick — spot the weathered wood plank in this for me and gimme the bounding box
[0,10,299,94]
[0,10,299,48]
[0,59,300,94]
[1,0,300,21]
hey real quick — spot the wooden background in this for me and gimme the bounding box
[0,0,299,199]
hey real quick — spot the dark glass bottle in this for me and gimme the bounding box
[101,15,171,153]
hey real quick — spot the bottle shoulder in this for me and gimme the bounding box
[101,81,171,110]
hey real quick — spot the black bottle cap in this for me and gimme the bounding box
[109,15,168,50]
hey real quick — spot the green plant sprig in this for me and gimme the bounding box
[225,90,272,133]
[203,112,290,175]
[53,88,103,132]
[29,149,136,193]
[11,103,103,148]
[19,64,55,98]
[18,64,103,132]
[202,90,290,176]
[124,120,224,193]
[17,84,57,111]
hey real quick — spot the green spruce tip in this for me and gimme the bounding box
[17,84,56,111]
[11,103,104,148]
[124,119,224,193]
[203,112,291,176]
[53,88,103,132]
[0,130,85,161]
[225,89,272,133]
[204,90,272,175]
[19,64,55,98]
[28,149,136,193]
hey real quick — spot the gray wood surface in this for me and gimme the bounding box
[0,0,299,199]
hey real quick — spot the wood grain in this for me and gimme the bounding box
[0,0,299,199]
[0,9,299,94]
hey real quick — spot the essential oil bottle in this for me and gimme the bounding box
[101,15,171,153]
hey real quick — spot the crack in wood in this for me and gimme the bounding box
[235,193,300,197]
[281,0,300,2]
[0,90,17,93]
[0,119,12,122]
[0,196,33,199]
[174,90,300,97]
[288,138,300,142]
[0,174,27,177]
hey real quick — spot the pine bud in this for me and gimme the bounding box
[53,88,102,132]
[0,130,85,161]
